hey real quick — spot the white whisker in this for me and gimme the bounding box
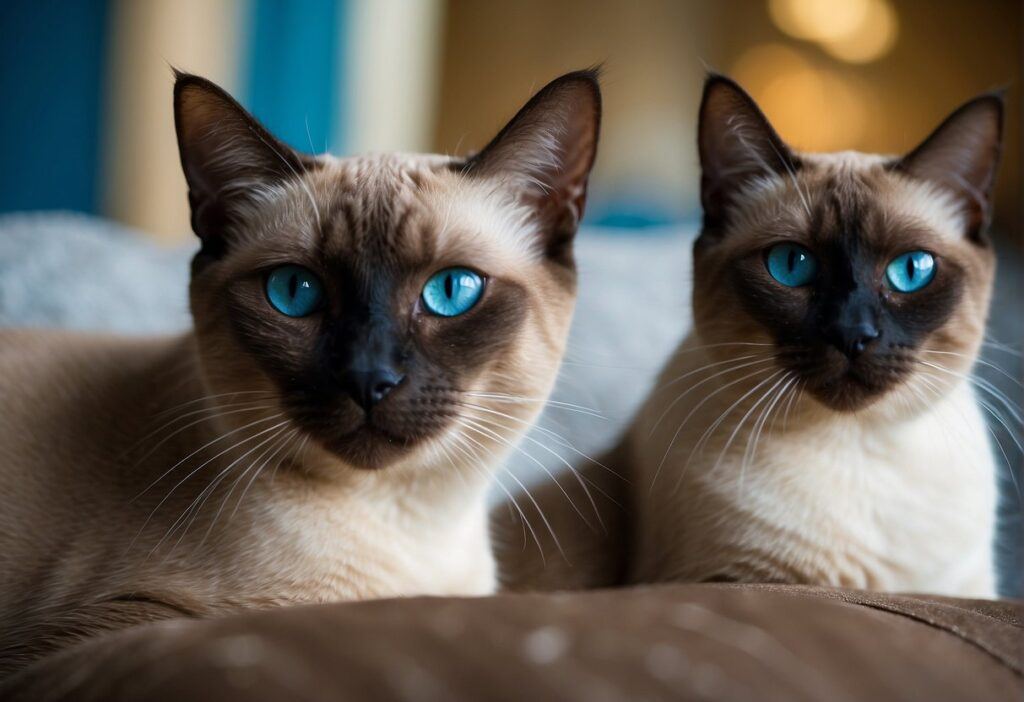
[133,413,284,501]
[650,365,777,492]
[648,356,777,437]
[457,422,567,562]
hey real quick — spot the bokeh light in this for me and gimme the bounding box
[730,43,868,151]
[769,0,870,41]
[820,0,898,63]
[769,0,899,64]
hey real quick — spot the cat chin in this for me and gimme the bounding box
[807,383,887,413]
[281,392,460,471]
[781,343,915,413]
[803,366,900,413]
[315,424,425,471]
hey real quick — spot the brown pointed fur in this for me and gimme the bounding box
[0,71,601,675]
[496,77,1003,598]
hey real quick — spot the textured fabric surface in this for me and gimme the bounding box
[3,585,1021,701]
[0,212,191,333]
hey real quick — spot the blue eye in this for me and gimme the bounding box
[265,265,324,317]
[422,267,484,317]
[888,251,937,292]
[765,243,817,287]
[886,251,935,293]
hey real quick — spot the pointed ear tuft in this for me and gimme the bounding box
[893,93,1004,241]
[698,74,800,232]
[461,68,602,265]
[173,72,315,248]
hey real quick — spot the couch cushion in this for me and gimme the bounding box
[3,585,1021,702]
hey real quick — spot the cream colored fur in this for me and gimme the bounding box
[627,147,999,596]
[0,68,603,674]
[0,150,581,675]
[628,335,997,595]
[495,88,1004,598]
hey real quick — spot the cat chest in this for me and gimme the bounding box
[237,501,497,602]
[717,427,996,588]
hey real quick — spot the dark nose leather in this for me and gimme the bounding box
[344,367,404,412]
[331,312,407,413]
[826,322,880,358]
[823,294,881,359]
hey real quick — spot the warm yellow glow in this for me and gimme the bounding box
[730,43,810,97]
[821,0,898,63]
[731,43,869,152]
[769,0,870,41]
[769,0,899,64]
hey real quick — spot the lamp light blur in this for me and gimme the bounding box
[731,43,868,151]
[820,0,898,63]
[769,0,898,64]
[769,0,870,41]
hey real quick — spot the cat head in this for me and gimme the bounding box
[174,70,600,471]
[692,75,1002,413]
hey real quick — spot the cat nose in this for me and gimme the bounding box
[822,292,881,359]
[344,368,404,412]
[825,320,880,358]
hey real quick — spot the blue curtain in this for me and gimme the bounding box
[244,0,345,155]
[0,0,109,214]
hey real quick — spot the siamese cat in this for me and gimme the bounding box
[497,75,1004,598]
[0,69,600,675]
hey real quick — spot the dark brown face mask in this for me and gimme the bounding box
[174,70,602,468]
[693,74,1002,412]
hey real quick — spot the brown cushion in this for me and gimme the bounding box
[3,585,1021,701]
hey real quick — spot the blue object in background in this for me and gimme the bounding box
[0,0,109,214]
[244,0,345,155]
[588,197,687,229]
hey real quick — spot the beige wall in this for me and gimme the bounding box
[435,1,722,220]
[102,0,244,242]
[101,0,445,243]
[436,0,1021,241]
[344,0,445,154]
[100,1,1022,243]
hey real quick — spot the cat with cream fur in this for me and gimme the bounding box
[497,75,1004,598]
[0,69,601,675]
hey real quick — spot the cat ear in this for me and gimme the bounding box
[894,93,1004,241]
[698,74,800,231]
[173,71,315,248]
[460,69,602,265]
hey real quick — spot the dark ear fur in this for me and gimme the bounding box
[698,74,801,233]
[893,93,1004,241]
[173,71,317,255]
[460,69,602,265]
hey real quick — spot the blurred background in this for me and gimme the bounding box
[0,0,1020,243]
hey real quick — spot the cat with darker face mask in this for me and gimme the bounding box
[0,70,600,675]
[497,75,1004,597]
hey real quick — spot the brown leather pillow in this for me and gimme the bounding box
[3,584,1022,702]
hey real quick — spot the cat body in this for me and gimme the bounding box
[0,329,495,623]
[496,76,1003,598]
[626,80,1003,596]
[0,70,601,674]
